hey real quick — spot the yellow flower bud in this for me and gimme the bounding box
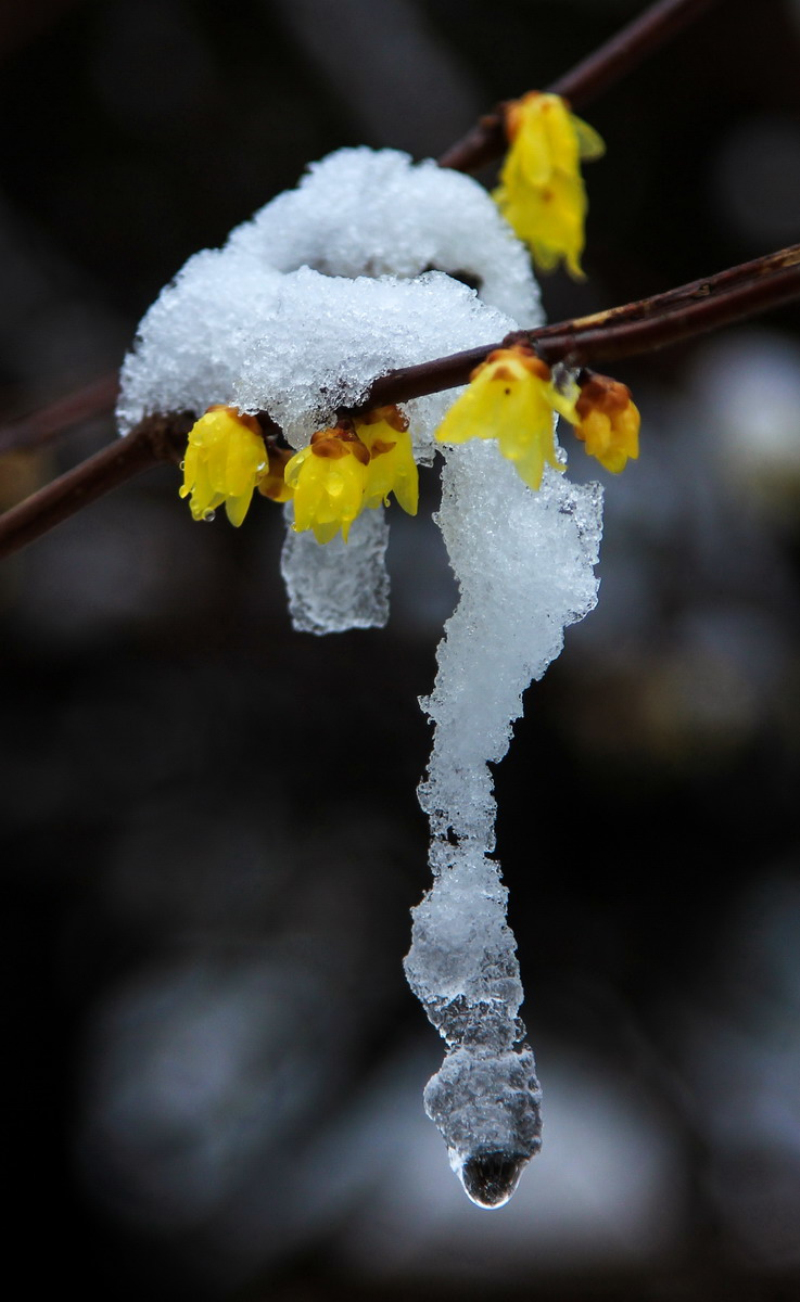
[284,426,370,544]
[573,373,640,473]
[436,344,578,491]
[356,405,419,517]
[179,406,267,526]
[493,91,605,279]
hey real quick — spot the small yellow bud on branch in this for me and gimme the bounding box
[438,0,722,174]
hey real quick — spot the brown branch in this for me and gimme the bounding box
[0,412,192,560]
[1,245,797,562]
[0,373,119,456]
[536,261,800,369]
[535,244,800,338]
[0,245,797,562]
[365,244,800,406]
[549,0,722,107]
[437,0,722,172]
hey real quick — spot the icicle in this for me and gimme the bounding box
[280,502,391,635]
[405,441,603,1205]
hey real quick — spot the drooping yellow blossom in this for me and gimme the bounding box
[493,91,605,279]
[257,443,294,503]
[435,344,579,491]
[573,372,640,473]
[180,405,267,526]
[284,425,370,544]
[356,405,419,516]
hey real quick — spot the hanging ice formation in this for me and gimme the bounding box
[407,448,602,1205]
[117,148,603,1205]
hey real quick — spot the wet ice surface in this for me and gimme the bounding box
[425,1047,543,1207]
[406,445,603,1205]
[280,502,390,635]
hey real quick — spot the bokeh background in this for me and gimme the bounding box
[3,1,800,1298]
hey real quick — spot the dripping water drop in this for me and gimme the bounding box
[458,1150,528,1209]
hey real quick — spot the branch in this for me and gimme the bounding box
[366,244,800,405]
[0,373,119,456]
[1,246,797,563]
[0,412,191,560]
[535,255,800,369]
[437,0,722,172]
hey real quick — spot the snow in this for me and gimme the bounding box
[116,146,605,1203]
[117,148,540,463]
[116,149,540,636]
[227,147,542,327]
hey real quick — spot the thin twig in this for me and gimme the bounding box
[536,261,800,369]
[0,413,191,560]
[535,244,800,338]
[0,373,119,456]
[437,0,722,172]
[549,0,722,107]
[366,244,800,405]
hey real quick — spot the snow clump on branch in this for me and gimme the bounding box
[115,147,603,1206]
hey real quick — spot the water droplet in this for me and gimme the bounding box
[179,460,186,471]
[256,461,267,471]
[459,1150,528,1209]
[203,510,216,522]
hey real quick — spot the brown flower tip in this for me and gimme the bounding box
[357,404,409,433]
[310,426,370,465]
[504,90,543,142]
[473,344,551,384]
[206,404,263,437]
[575,373,634,423]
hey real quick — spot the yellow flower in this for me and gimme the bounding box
[284,425,369,544]
[180,405,267,526]
[493,91,605,279]
[573,373,640,473]
[435,344,578,491]
[356,405,419,516]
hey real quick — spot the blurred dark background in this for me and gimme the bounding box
[3,1,800,1298]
